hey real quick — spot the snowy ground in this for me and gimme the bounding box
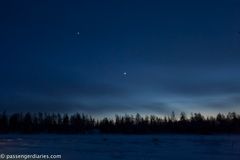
[0,134,240,160]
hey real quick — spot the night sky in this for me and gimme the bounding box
[0,0,240,117]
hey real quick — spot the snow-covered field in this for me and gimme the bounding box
[0,134,240,160]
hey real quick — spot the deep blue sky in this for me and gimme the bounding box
[0,0,240,116]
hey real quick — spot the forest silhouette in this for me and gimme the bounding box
[0,112,240,134]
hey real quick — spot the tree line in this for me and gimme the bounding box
[0,112,240,134]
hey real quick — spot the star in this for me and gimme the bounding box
[76,32,80,35]
[123,72,127,76]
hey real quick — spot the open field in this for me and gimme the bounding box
[0,134,240,160]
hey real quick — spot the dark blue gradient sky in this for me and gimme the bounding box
[0,0,240,116]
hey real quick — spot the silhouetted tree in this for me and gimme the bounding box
[0,111,240,134]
